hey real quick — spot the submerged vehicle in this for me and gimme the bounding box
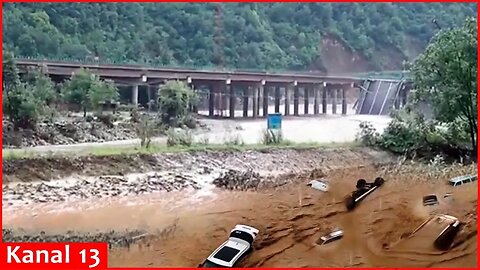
[198,224,259,268]
[448,175,477,187]
[409,214,462,250]
[422,194,439,206]
[345,177,385,210]
[307,179,329,192]
[316,229,343,245]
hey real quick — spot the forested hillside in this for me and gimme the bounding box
[2,2,477,72]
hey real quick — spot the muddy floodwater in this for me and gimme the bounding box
[2,148,477,268]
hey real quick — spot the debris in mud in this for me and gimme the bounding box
[2,228,149,249]
[212,169,290,191]
[3,173,201,206]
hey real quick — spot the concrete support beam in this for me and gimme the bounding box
[274,86,281,113]
[293,85,299,116]
[243,86,249,118]
[314,85,320,115]
[322,86,328,114]
[263,86,269,117]
[253,85,259,118]
[228,84,235,119]
[332,88,338,114]
[132,84,139,106]
[304,87,310,115]
[341,88,347,115]
[284,86,290,116]
[208,87,215,117]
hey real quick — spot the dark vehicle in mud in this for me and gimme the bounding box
[422,194,439,206]
[410,214,462,250]
[199,224,259,268]
[345,177,385,210]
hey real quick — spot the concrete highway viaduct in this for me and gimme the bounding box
[15,58,411,118]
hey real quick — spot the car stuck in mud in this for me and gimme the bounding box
[345,177,385,210]
[199,225,259,268]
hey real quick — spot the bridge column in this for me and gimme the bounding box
[342,86,348,115]
[314,84,320,115]
[208,86,215,117]
[253,84,260,118]
[304,87,310,115]
[293,84,299,116]
[284,85,291,116]
[332,88,338,114]
[132,84,139,106]
[274,86,281,113]
[263,86,269,117]
[322,85,328,114]
[243,86,249,118]
[228,82,235,119]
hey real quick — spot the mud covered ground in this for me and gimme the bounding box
[2,148,477,268]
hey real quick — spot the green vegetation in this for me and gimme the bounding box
[3,3,476,70]
[357,18,477,159]
[2,141,359,160]
[2,51,56,129]
[62,68,119,117]
[158,80,197,125]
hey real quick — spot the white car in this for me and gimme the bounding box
[307,179,329,192]
[317,229,343,245]
[199,224,259,268]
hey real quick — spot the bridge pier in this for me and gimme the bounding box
[132,84,139,106]
[341,87,347,115]
[293,85,299,116]
[304,87,310,115]
[228,83,235,119]
[208,86,215,117]
[314,85,320,115]
[322,86,328,114]
[262,86,269,117]
[274,86,281,113]
[253,85,259,118]
[243,86,249,118]
[332,88,338,114]
[284,85,291,116]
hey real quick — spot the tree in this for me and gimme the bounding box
[158,80,196,125]
[410,17,477,152]
[62,68,119,116]
[2,51,55,129]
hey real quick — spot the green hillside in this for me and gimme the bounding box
[2,3,477,72]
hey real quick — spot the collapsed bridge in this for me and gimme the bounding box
[15,57,412,118]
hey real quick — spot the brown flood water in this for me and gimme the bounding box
[3,166,477,268]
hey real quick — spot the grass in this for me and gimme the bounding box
[2,141,360,161]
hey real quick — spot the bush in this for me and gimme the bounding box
[356,109,471,159]
[136,115,155,148]
[158,80,197,126]
[261,129,284,145]
[166,128,193,147]
[181,114,197,129]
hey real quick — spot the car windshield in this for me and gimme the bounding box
[229,230,254,243]
[213,246,241,262]
[202,260,226,268]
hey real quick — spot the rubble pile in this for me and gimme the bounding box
[3,173,201,206]
[213,169,290,191]
[2,228,148,249]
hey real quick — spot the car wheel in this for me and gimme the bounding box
[356,179,367,189]
[345,195,356,210]
[374,177,385,187]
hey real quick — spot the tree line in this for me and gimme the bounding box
[2,3,476,71]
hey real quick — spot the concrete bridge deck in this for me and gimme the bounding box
[15,58,410,118]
